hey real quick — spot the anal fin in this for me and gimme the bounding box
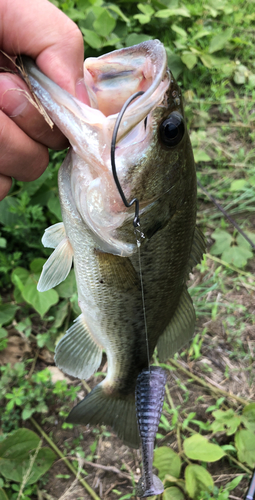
[55,314,102,380]
[157,287,196,362]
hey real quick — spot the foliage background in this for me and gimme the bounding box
[0,0,255,499]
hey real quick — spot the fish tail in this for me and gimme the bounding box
[66,382,140,448]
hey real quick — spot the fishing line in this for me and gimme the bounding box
[136,226,151,371]
[111,90,150,371]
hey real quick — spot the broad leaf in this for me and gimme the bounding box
[211,409,241,435]
[0,489,9,500]
[181,53,197,70]
[185,465,213,499]
[93,9,116,37]
[22,275,59,317]
[0,448,56,485]
[55,270,77,298]
[235,430,255,467]
[184,434,225,462]
[163,487,184,500]
[242,403,255,432]
[211,229,233,256]
[0,429,40,461]
[0,303,18,326]
[81,28,103,49]
[154,446,181,480]
[209,28,233,53]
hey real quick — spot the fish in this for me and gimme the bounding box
[21,40,205,448]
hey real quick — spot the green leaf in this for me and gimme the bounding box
[242,403,255,432]
[155,7,190,18]
[0,447,56,485]
[0,197,20,226]
[137,3,154,16]
[108,5,129,24]
[199,54,228,69]
[0,488,9,500]
[81,28,103,49]
[181,53,197,70]
[171,24,187,38]
[93,9,116,37]
[229,179,248,192]
[134,13,151,24]
[0,238,6,248]
[55,269,77,298]
[0,303,18,326]
[47,196,62,221]
[22,407,35,420]
[0,429,40,461]
[163,487,184,500]
[22,275,59,317]
[211,230,233,256]
[193,149,211,162]
[125,34,151,46]
[222,244,252,268]
[185,465,214,499]
[211,409,241,435]
[30,258,46,274]
[153,446,181,480]
[166,52,184,79]
[0,327,7,339]
[235,429,255,467]
[209,28,233,53]
[183,434,225,462]
[11,267,29,291]
[226,475,243,491]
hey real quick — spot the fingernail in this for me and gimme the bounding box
[75,78,90,105]
[0,74,29,117]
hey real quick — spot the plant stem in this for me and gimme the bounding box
[168,359,250,407]
[225,452,252,475]
[30,417,101,500]
[206,253,255,278]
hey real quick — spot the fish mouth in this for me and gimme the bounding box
[83,40,169,143]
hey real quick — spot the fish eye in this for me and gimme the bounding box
[159,112,185,147]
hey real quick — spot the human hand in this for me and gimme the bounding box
[0,0,89,200]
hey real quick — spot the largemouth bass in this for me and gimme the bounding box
[21,40,205,448]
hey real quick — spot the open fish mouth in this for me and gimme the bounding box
[20,41,171,255]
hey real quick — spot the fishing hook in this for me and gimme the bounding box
[111,90,145,227]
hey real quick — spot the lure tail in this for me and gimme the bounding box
[135,367,167,498]
[66,382,140,448]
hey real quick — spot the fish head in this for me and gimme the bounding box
[74,40,194,255]
[22,41,194,256]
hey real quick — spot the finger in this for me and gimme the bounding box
[0,174,12,201]
[1,0,88,100]
[0,109,49,182]
[0,73,69,150]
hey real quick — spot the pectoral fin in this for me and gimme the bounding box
[157,287,195,362]
[55,314,102,380]
[42,222,66,248]
[186,226,206,275]
[37,237,73,292]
